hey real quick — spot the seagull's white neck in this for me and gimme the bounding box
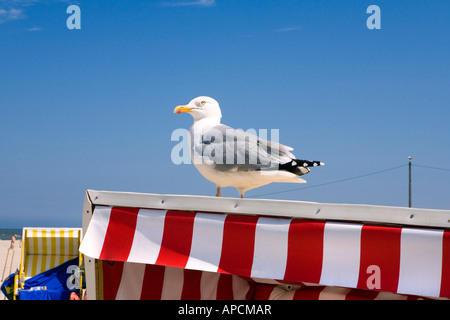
[189,117,222,147]
[191,117,221,130]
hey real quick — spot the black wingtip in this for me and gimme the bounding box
[278,159,324,176]
[295,160,325,168]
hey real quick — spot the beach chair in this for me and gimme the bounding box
[80,190,450,300]
[13,227,83,300]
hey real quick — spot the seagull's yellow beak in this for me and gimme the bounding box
[174,105,193,114]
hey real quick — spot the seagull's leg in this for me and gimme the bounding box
[216,186,221,197]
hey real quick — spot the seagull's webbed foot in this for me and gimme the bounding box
[216,186,221,197]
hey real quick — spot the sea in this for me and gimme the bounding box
[0,229,22,240]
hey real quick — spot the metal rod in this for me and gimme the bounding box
[409,156,413,208]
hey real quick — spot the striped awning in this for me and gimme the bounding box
[98,261,426,300]
[253,284,429,300]
[80,206,450,299]
[100,262,254,300]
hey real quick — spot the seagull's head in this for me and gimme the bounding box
[174,96,222,121]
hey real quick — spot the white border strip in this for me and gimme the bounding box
[87,189,450,229]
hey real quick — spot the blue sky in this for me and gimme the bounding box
[0,0,449,228]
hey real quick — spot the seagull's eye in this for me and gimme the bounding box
[200,101,206,105]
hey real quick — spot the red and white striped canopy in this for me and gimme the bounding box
[80,206,450,299]
[100,262,255,300]
[99,262,427,300]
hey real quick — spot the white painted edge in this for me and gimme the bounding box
[82,190,97,300]
[86,189,450,229]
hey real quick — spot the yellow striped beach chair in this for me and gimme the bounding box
[13,227,83,300]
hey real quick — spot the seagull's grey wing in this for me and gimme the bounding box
[194,124,295,172]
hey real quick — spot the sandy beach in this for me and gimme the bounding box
[0,239,22,300]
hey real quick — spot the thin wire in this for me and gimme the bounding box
[414,164,450,173]
[247,164,408,198]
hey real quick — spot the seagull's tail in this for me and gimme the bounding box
[279,159,325,176]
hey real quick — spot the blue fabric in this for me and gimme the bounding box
[1,273,15,300]
[18,257,80,300]
[19,289,72,300]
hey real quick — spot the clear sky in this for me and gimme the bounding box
[0,0,449,228]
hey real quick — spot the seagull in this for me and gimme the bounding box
[174,96,324,198]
